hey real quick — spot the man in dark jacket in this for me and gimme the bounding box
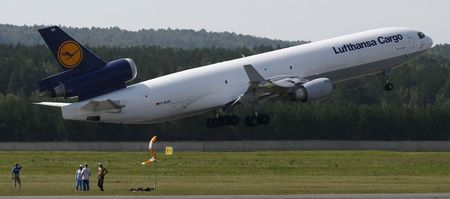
[97,163,108,191]
[11,163,22,188]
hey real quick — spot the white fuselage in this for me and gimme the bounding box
[61,27,433,124]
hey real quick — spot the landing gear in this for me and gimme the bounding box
[384,81,394,91]
[206,115,240,128]
[205,103,270,127]
[206,117,221,128]
[245,116,258,127]
[382,70,394,91]
[206,113,270,128]
[244,113,270,127]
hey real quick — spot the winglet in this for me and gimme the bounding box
[243,64,267,84]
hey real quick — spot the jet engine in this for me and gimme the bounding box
[290,78,333,102]
[40,58,137,100]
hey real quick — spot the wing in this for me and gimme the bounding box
[239,64,304,105]
[80,99,125,112]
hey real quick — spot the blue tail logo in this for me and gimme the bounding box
[58,41,83,68]
[38,26,138,101]
[38,26,106,73]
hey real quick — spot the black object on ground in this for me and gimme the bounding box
[129,187,154,192]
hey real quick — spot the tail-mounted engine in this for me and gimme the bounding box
[39,58,137,101]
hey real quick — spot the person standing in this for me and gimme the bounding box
[81,164,90,191]
[75,165,83,191]
[97,163,108,191]
[11,163,22,188]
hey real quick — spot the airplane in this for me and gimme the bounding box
[35,26,433,127]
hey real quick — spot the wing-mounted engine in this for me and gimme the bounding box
[241,64,334,104]
[39,58,137,101]
[290,78,333,102]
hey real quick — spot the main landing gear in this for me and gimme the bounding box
[244,113,270,127]
[206,115,240,128]
[205,113,271,128]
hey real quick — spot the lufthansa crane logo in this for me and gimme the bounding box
[57,41,83,68]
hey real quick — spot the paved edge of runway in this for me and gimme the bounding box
[1,193,450,199]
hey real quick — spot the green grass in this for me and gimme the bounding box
[0,151,449,195]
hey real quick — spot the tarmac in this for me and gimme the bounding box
[1,194,450,199]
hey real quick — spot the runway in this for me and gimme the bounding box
[1,193,450,199]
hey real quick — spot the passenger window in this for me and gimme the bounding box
[417,32,425,39]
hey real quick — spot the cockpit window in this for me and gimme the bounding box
[417,32,425,39]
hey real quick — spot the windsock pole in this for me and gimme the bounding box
[154,156,157,190]
[142,135,158,191]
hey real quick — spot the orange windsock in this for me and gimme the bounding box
[142,136,157,165]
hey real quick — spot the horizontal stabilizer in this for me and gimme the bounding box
[34,102,71,107]
[81,99,125,112]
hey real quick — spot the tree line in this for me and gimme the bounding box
[0,44,449,141]
[0,24,304,49]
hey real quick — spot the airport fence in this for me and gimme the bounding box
[0,141,449,152]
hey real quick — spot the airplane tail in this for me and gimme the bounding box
[38,26,106,72]
[38,26,137,101]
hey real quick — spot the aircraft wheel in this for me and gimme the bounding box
[225,115,237,125]
[384,82,394,91]
[245,116,258,127]
[206,118,214,128]
[207,115,239,127]
[219,116,229,125]
[213,118,222,127]
[230,115,240,126]
[206,118,221,128]
[257,114,270,124]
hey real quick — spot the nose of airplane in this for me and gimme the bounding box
[425,36,433,48]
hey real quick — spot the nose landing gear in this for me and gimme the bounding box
[384,81,394,91]
[382,70,394,91]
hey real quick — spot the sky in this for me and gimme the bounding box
[0,0,448,44]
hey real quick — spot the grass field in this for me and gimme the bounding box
[0,150,449,195]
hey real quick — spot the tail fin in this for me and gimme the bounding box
[38,26,106,72]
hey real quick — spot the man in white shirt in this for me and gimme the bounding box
[81,164,91,191]
[75,165,83,191]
